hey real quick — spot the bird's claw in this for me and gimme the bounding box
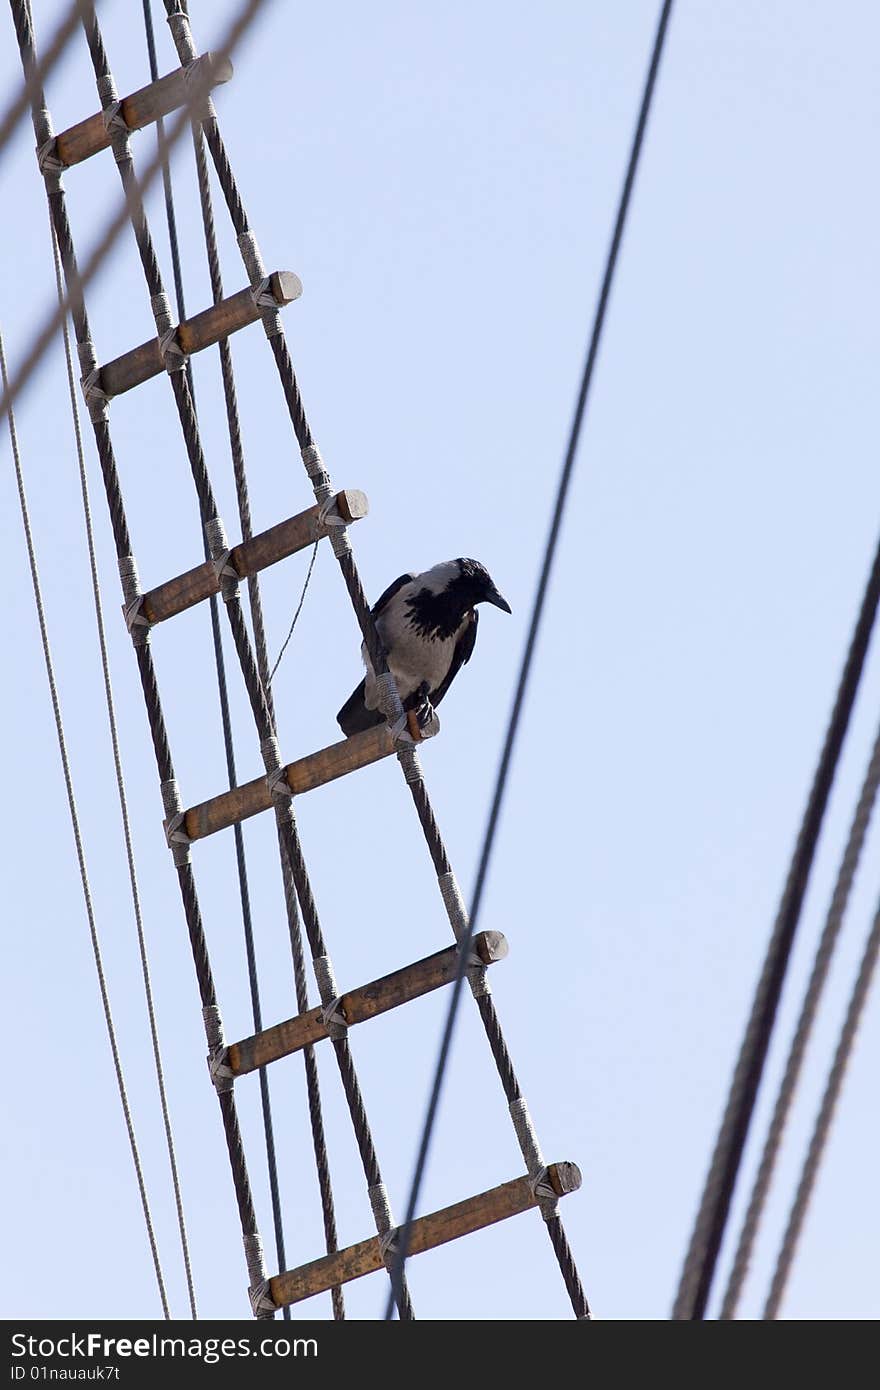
[415,682,435,730]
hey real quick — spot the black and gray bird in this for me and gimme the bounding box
[336,558,511,737]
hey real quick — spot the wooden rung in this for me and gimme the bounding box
[178,724,414,843]
[142,490,368,625]
[99,270,302,398]
[228,932,508,1076]
[51,53,233,168]
[268,1162,582,1310]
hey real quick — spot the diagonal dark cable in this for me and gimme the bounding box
[672,548,880,1321]
[719,717,880,1317]
[383,0,675,1320]
[763,893,880,1318]
[141,0,293,1318]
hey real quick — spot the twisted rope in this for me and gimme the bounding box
[13,0,269,1315]
[85,0,407,1315]
[763,898,880,1317]
[1,324,171,1317]
[720,720,880,1317]
[49,209,198,1317]
[141,0,293,1314]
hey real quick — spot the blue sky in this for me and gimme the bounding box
[1,0,878,1320]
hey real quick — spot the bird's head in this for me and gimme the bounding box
[452,558,512,614]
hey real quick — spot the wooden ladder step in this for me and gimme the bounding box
[48,53,233,169]
[100,270,302,398]
[268,1162,582,1310]
[228,932,508,1076]
[176,724,427,843]
[142,489,368,625]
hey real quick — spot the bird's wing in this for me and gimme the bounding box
[431,609,478,707]
[372,572,415,616]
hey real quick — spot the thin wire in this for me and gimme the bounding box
[764,895,880,1317]
[48,200,198,1317]
[720,718,880,1318]
[0,0,274,425]
[140,0,291,1315]
[1,325,171,1318]
[384,0,675,1319]
[268,540,319,684]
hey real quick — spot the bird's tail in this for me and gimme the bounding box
[337,678,385,737]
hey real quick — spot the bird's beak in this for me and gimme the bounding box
[486,587,512,614]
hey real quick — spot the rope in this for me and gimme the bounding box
[268,540,319,684]
[83,0,404,1315]
[1,0,271,426]
[764,895,880,1317]
[1,325,171,1318]
[48,210,197,1318]
[179,0,344,1316]
[384,0,675,1320]
[13,0,271,1314]
[140,0,291,1315]
[720,718,880,1318]
[672,547,880,1320]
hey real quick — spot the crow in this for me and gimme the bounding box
[336,558,511,737]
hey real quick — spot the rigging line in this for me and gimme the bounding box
[85,0,395,1315]
[140,0,293,1317]
[720,716,880,1318]
[0,0,86,165]
[672,563,880,1318]
[48,199,198,1318]
[763,895,880,1318]
[0,0,274,426]
[268,540,319,684]
[1,324,171,1319]
[383,0,675,1319]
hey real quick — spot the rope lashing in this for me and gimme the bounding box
[36,135,64,178]
[77,340,109,422]
[369,1182,399,1262]
[313,955,347,1040]
[379,1228,399,1262]
[440,874,490,998]
[161,777,191,866]
[243,1232,275,1320]
[204,515,239,598]
[203,1004,234,1092]
[509,1098,557,1221]
[96,72,131,163]
[118,554,150,644]
[150,291,188,373]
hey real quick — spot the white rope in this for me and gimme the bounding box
[1,324,171,1318]
[48,213,198,1318]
